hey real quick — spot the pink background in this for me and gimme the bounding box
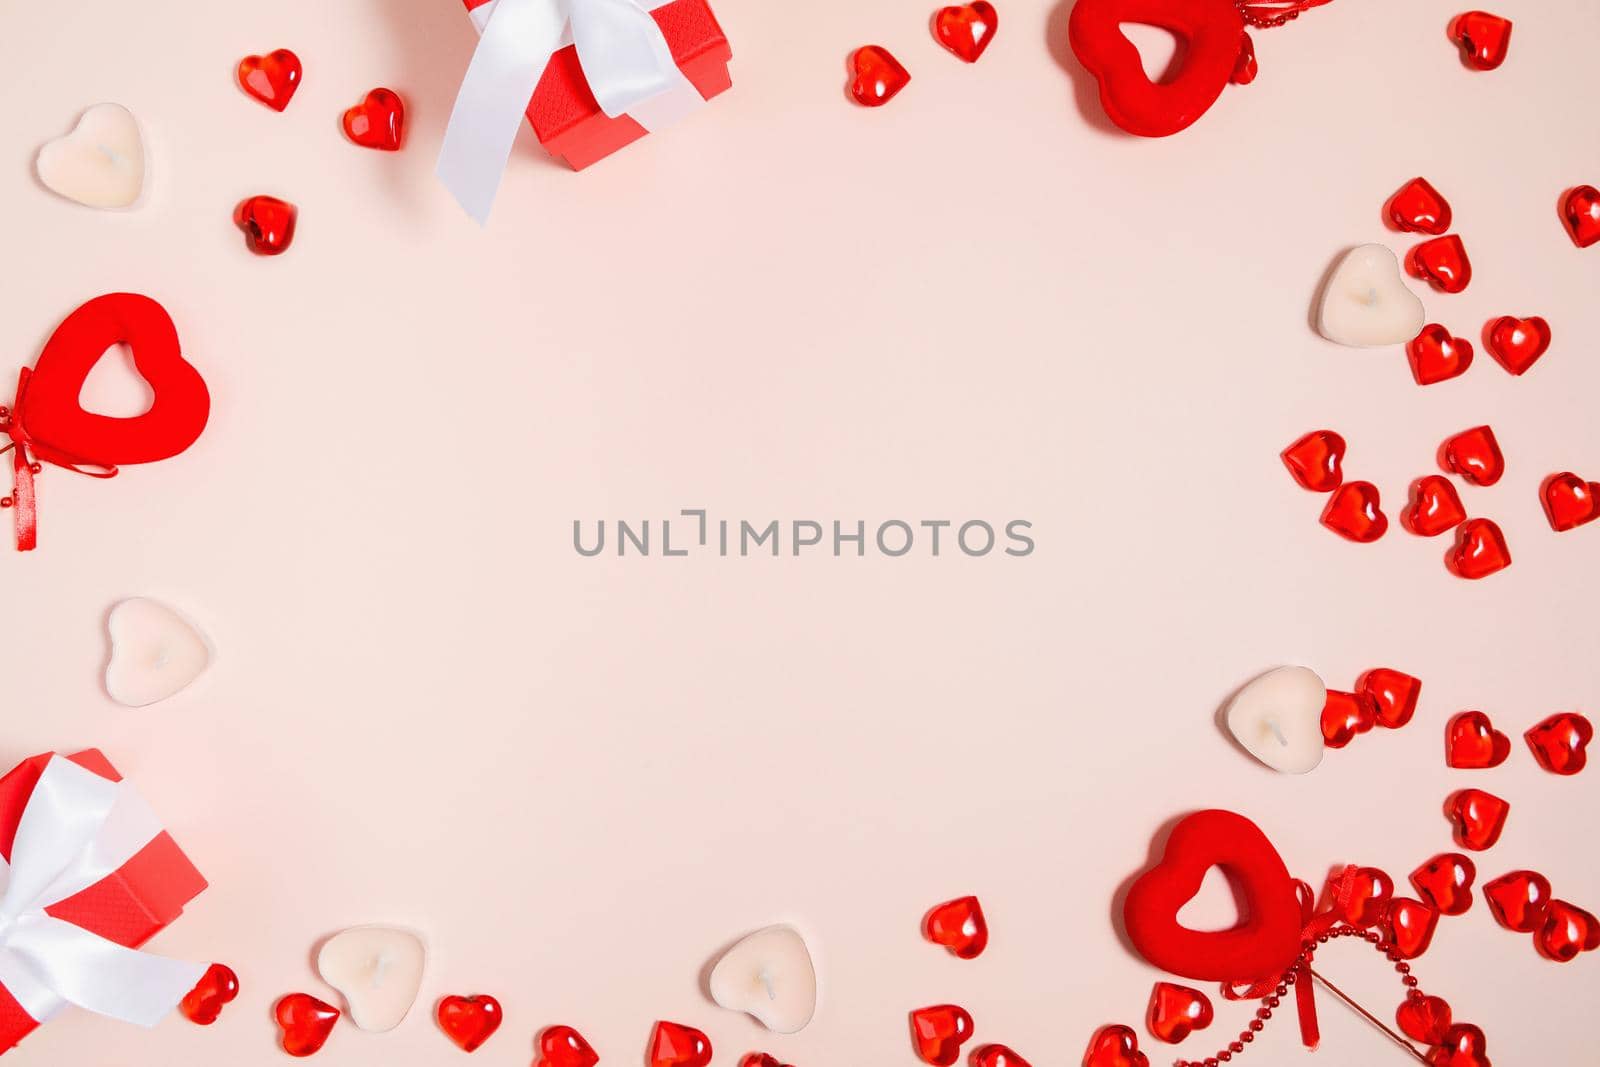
[1,0,1596,1063]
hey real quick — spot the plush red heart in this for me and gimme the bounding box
[537,1025,599,1067]
[1483,870,1552,932]
[1525,712,1592,775]
[437,994,502,1053]
[650,1022,712,1067]
[1561,185,1600,248]
[1411,853,1476,916]
[275,993,341,1057]
[237,49,302,111]
[234,195,298,256]
[1536,899,1600,962]
[1385,897,1439,959]
[1321,481,1387,543]
[1542,473,1600,532]
[1406,325,1473,386]
[1483,315,1550,375]
[933,3,998,63]
[972,1044,1030,1067]
[849,46,911,106]
[924,895,988,958]
[1083,1024,1149,1067]
[1449,11,1512,70]
[909,1004,974,1066]
[1322,688,1378,748]
[1447,518,1511,580]
[1446,711,1510,769]
[1387,177,1453,235]
[1124,810,1302,983]
[1406,235,1472,293]
[1145,982,1212,1043]
[1428,1022,1491,1067]
[343,88,405,150]
[178,963,239,1025]
[1445,789,1509,851]
[1396,993,1453,1045]
[1402,475,1466,537]
[1359,668,1421,729]
[1281,430,1345,492]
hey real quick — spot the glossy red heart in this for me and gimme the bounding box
[909,1004,974,1066]
[537,1025,599,1067]
[1321,481,1387,542]
[276,993,340,1057]
[1446,711,1510,768]
[1428,1022,1491,1067]
[1446,789,1509,851]
[650,1022,711,1067]
[1484,316,1550,375]
[1449,11,1512,71]
[1322,688,1379,748]
[1386,897,1439,959]
[1440,426,1504,487]
[1328,866,1393,927]
[1542,473,1600,532]
[849,46,910,106]
[1402,475,1466,537]
[1407,235,1472,293]
[973,1044,1030,1067]
[234,195,297,256]
[1083,1024,1149,1067]
[1281,430,1345,492]
[237,49,301,111]
[1411,853,1476,916]
[1483,870,1552,932]
[437,995,502,1053]
[1406,324,1473,385]
[1359,668,1422,729]
[343,88,404,150]
[179,963,239,1025]
[933,3,998,63]
[1525,712,1592,775]
[1145,982,1212,1043]
[1561,185,1600,248]
[1447,518,1511,580]
[1396,993,1453,1045]
[740,1055,792,1067]
[924,895,988,958]
[1387,177,1453,235]
[1536,899,1600,962]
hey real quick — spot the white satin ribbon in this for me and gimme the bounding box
[438,0,706,223]
[0,756,204,1028]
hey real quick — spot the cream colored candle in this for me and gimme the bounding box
[316,926,426,1032]
[36,103,145,209]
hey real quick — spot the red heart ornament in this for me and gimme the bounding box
[1321,689,1378,748]
[1385,897,1440,959]
[1447,518,1510,580]
[924,895,988,958]
[1561,185,1600,248]
[1446,711,1510,768]
[1449,11,1512,71]
[1483,315,1550,375]
[237,49,302,111]
[849,46,910,106]
[343,88,405,150]
[650,1022,711,1067]
[234,195,297,256]
[1542,473,1600,532]
[1428,1022,1491,1067]
[1406,235,1472,293]
[973,1044,1030,1067]
[1321,481,1387,542]
[909,1004,974,1066]
[537,1025,599,1067]
[1525,712,1593,775]
[1411,853,1476,916]
[1066,0,1245,137]
[1536,899,1600,962]
[1330,866,1394,927]
[179,963,239,1025]
[933,3,998,63]
[1402,476,1466,537]
[1406,325,1474,386]
[437,995,502,1053]
[1483,870,1552,932]
[1396,993,1453,1045]
[1439,426,1504,487]
[1123,810,1302,983]
[1145,982,1212,1043]
[1281,430,1345,492]
[1082,1024,1149,1067]
[1446,789,1509,851]
[1387,177,1453,235]
[1359,668,1422,729]
[276,993,341,1057]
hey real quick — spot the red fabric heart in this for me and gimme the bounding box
[237,49,302,111]
[1561,185,1600,248]
[537,1025,599,1067]
[437,994,502,1052]
[275,993,340,1057]
[1385,897,1439,959]
[1525,712,1592,775]
[1536,899,1600,962]
[1446,711,1510,768]
[1447,518,1511,580]
[1281,430,1344,492]
[849,46,911,106]
[1406,324,1473,385]
[234,195,298,256]
[1321,689,1378,748]
[1396,993,1453,1044]
[1410,853,1476,916]
[1484,315,1550,375]
[1406,235,1472,293]
[1145,982,1212,1043]
[179,963,238,1025]
[343,88,405,150]
[650,1022,712,1067]
[1402,475,1466,537]
[1483,870,1552,932]
[1449,11,1512,71]
[1123,810,1302,983]
[1320,481,1387,542]
[972,1044,1030,1067]
[1542,473,1600,532]
[924,895,988,958]
[1387,177,1453,235]
[1359,668,1421,729]
[1445,789,1509,851]
[933,3,998,63]
[1082,1024,1149,1067]
[1428,1022,1491,1067]
[1439,426,1504,487]
[909,1005,974,1066]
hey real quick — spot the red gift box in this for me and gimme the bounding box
[460,0,732,170]
[0,751,206,1053]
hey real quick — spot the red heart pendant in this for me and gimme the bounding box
[1440,426,1504,487]
[1406,235,1472,293]
[1385,897,1440,959]
[1447,518,1511,580]
[909,1005,974,1066]
[740,1056,792,1067]
[1281,430,1345,492]
[1406,324,1474,386]
[1083,1024,1149,1067]
[933,3,998,63]
[1396,993,1453,1045]
[972,1044,1030,1067]
[1322,689,1379,748]
[179,963,239,1025]
[1542,473,1600,532]
[1537,899,1600,962]
[1449,11,1512,71]
[1359,668,1422,729]
[1402,475,1466,537]
[849,46,910,106]
[1430,1023,1491,1067]
[1561,185,1600,248]
[343,88,405,150]
[1387,177,1453,235]
[437,995,502,1053]
[1484,315,1550,375]
[1331,866,1394,927]
[1484,870,1552,932]
[237,49,302,111]
[924,895,988,958]
[1446,711,1510,768]
[537,1025,599,1067]
[1145,982,1212,1043]
[1525,712,1593,775]
[234,195,297,256]
[650,1022,711,1067]
[1321,481,1387,542]
[1446,789,1509,851]
[1411,853,1476,916]
[276,993,341,1057]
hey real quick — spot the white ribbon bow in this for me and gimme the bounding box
[438,0,707,224]
[0,756,204,1029]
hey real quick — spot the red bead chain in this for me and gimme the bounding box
[1235,0,1335,29]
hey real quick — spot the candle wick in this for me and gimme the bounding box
[1268,719,1288,747]
[759,969,776,1001]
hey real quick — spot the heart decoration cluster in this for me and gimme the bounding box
[847,3,999,107]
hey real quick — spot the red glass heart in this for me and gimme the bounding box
[1145,982,1212,1043]
[1439,426,1504,487]
[1321,481,1387,542]
[850,46,911,106]
[934,3,998,63]
[1402,476,1466,537]
[909,1004,974,1066]
[1542,473,1600,532]
[1561,185,1600,248]
[973,1044,1030,1067]
[237,49,301,111]
[179,963,239,1025]
[1525,712,1593,775]
[1446,711,1510,768]
[651,1022,711,1067]
[234,195,297,256]
[1447,518,1510,580]
[1281,430,1345,492]
[1396,993,1453,1045]
[1484,315,1550,376]
[924,895,988,958]
[343,88,405,150]
[1483,870,1552,932]
[537,1025,599,1067]
[1359,668,1421,729]
[1406,325,1473,386]
[1329,866,1393,927]
[1536,899,1600,962]
[1449,11,1512,71]
[1321,689,1378,748]
[276,993,340,1057]
[1386,897,1439,959]
[1428,1022,1490,1067]
[1406,235,1472,293]
[1446,789,1509,851]
[1083,1024,1149,1067]
[437,994,502,1053]
[740,1056,791,1067]
[1230,31,1257,85]
[1387,177,1453,235]
[1411,853,1476,916]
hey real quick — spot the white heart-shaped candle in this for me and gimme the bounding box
[316,926,426,1032]
[1224,666,1327,774]
[36,103,146,209]
[1317,244,1425,347]
[708,925,817,1034]
[104,598,210,707]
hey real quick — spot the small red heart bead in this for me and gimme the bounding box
[741,1055,791,1067]
[1407,235,1472,293]
[1542,473,1600,532]
[234,195,297,256]
[973,1044,1030,1067]
[1402,476,1466,537]
[1407,324,1474,385]
[1386,897,1440,959]
[1446,711,1510,768]
[1449,11,1512,71]
[924,895,988,958]
[238,49,302,111]
[933,3,998,63]
[910,1005,973,1066]
[1536,899,1600,962]
[179,963,239,1025]
[1282,430,1345,492]
[1321,481,1387,542]
[1396,993,1453,1045]
[1322,689,1379,748]
[1387,177,1453,235]
[850,46,911,107]
[1561,185,1600,248]
[651,1022,711,1067]
[1525,712,1593,775]
[1411,853,1476,916]
[437,995,502,1053]
[1332,866,1394,927]
[537,1025,599,1067]
[1440,426,1504,487]
[1231,32,1257,85]
[276,993,341,1057]
[343,88,405,150]
[1145,982,1212,1044]
[1484,316,1550,375]
[1447,518,1510,580]
[1446,789,1509,851]
[1483,870,1553,932]
[1427,1022,1491,1067]
[1083,1024,1149,1067]
[1359,668,1421,729]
